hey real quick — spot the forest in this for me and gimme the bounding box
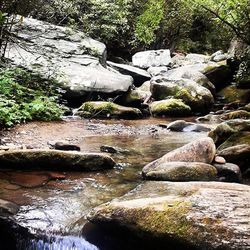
[0,0,249,250]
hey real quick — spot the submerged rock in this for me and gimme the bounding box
[151,78,214,113]
[142,162,217,181]
[0,199,19,216]
[167,120,211,132]
[0,149,116,171]
[149,99,191,117]
[76,101,142,119]
[132,50,172,69]
[143,138,216,173]
[88,181,250,250]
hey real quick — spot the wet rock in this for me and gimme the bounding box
[6,17,134,99]
[241,103,250,112]
[143,138,216,173]
[214,156,226,164]
[76,101,142,119]
[48,141,81,151]
[196,114,222,123]
[107,61,151,87]
[149,99,191,117]
[0,149,116,171]
[117,89,145,108]
[132,50,172,69]
[0,199,19,216]
[88,181,250,250]
[213,163,242,183]
[151,78,214,113]
[142,162,217,181]
[147,66,168,76]
[167,120,210,132]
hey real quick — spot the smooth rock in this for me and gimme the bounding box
[149,99,191,117]
[107,61,151,87]
[132,50,172,69]
[142,161,217,181]
[88,181,250,250]
[6,17,134,98]
[214,156,226,164]
[213,163,242,183]
[167,120,211,132]
[143,138,216,173]
[76,101,142,119]
[151,78,214,113]
[0,149,116,171]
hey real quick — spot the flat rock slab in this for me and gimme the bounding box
[0,149,115,171]
[88,181,250,249]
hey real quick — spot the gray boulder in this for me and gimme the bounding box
[132,50,172,69]
[6,17,133,98]
[147,66,169,76]
[143,161,217,181]
[88,181,250,250]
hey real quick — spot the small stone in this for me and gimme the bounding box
[214,156,226,164]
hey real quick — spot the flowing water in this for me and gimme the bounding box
[0,118,210,249]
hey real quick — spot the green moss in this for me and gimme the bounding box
[150,99,191,117]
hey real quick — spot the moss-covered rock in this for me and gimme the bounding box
[151,78,214,114]
[0,149,116,171]
[208,119,250,145]
[149,99,191,117]
[143,161,217,181]
[218,85,250,104]
[76,101,142,119]
[220,110,250,120]
[88,181,250,249]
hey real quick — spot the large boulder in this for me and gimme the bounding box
[132,50,172,69]
[143,162,217,181]
[143,138,216,174]
[6,17,133,99]
[76,101,142,119]
[88,181,250,250]
[164,67,216,95]
[151,78,214,113]
[107,61,151,87]
[0,149,116,170]
[149,99,191,117]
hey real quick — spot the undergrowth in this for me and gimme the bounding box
[0,66,64,127]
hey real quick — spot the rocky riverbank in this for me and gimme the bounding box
[0,16,249,250]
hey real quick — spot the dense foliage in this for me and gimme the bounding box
[0,67,63,127]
